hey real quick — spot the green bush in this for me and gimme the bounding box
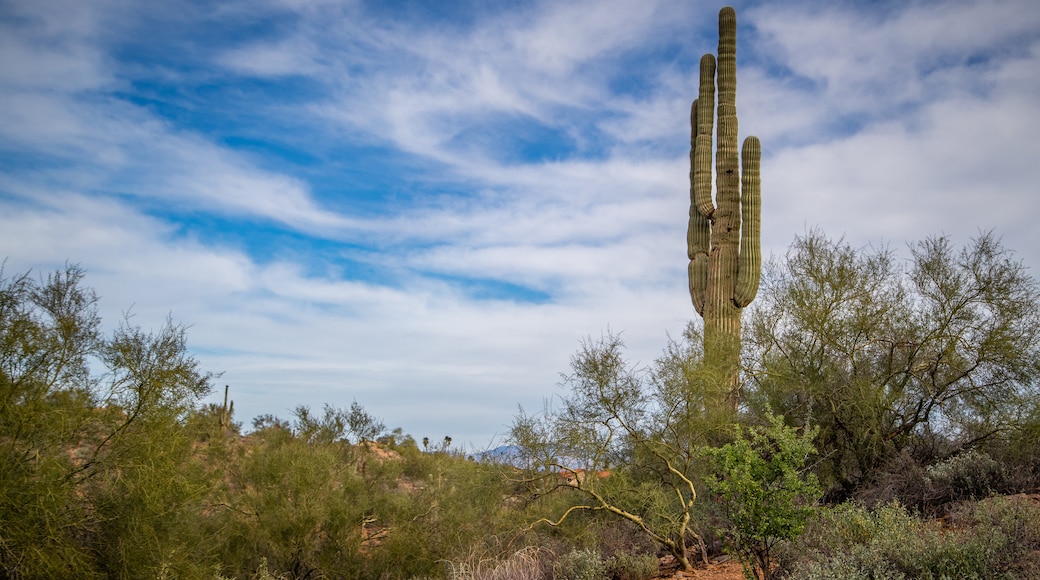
[88,416,217,579]
[779,500,1037,579]
[0,264,217,578]
[368,457,526,578]
[952,495,1040,577]
[206,432,368,579]
[925,449,1008,502]
[792,556,900,580]
[703,413,821,579]
[554,548,606,580]
[605,552,659,580]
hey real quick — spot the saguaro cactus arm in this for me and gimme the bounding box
[693,54,717,221]
[688,99,710,315]
[734,136,761,307]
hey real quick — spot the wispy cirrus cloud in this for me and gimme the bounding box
[743,0,1040,261]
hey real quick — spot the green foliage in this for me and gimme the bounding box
[925,449,1008,502]
[88,415,216,578]
[103,314,212,419]
[746,230,1040,496]
[206,433,367,578]
[0,263,214,577]
[780,498,1040,579]
[703,414,821,579]
[605,552,659,580]
[956,495,1040,579]
[186,399,243,440]
[184,407,529,580]
[366,454,520,579]
[856,448,1016,515]
[554,548,606,580]
[348,399,387,442]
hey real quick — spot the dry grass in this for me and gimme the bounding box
[444,546,550,580]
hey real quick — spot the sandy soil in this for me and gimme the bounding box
[655,557,747,580]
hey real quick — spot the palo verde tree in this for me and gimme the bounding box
[744,230,1040,496]
[0,263,214,577]
[510,329,723,572]
[688,6,762,409]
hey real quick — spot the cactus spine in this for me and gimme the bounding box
[687,6,761,409]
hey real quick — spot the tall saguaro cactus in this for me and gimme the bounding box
[688,6,761,409]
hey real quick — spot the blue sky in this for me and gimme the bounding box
[3,0,1040,449]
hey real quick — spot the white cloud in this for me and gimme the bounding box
[254,0,702,172]
[218,38,323,77]
[0,94,364,237]
[506,0,668,77]
[749,0,1040,113]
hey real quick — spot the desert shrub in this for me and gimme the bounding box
[950,495,1040,577]
[596,521,660,568]
[399,438,439,480]
[212,557,290,580]
[703,413,821,579]
[999,402,1040,489]
[512,481,615,555]
[206,433,368,579]
[186,396,242,441]
[857,449,1011,515]
[605,552,659,580]
[957,495,1040,545]
[0,265,216,577]
[554,548,606,580]
[925,449,1008,502]
[791,556,900,580]
[87,416,217,579]
[854,451,933,510]
[779,500,1033,579]
[364,453,529,579]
